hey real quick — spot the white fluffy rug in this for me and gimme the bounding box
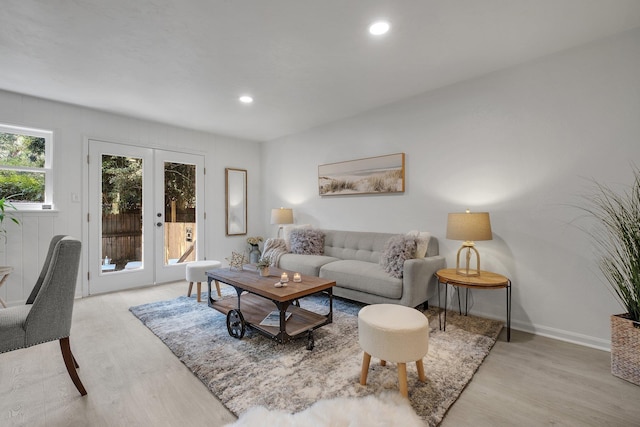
[225,392,423,427]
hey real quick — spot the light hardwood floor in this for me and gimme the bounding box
[1,282,639,426]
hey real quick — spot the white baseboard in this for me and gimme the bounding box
[430,292,612,351]
[467,308,611,351]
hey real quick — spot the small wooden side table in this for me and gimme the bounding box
[435,268,511,342]
[0,266,14,308]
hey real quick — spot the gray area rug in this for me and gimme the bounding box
[130,290,502,426]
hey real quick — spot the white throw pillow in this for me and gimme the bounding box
[282,224,312,251]
[407,230,431,258]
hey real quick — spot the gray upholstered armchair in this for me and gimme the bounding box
[0,235,86,396]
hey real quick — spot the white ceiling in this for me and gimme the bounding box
[2,1,640,142]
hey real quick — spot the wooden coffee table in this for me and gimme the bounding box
[206,265,335,350]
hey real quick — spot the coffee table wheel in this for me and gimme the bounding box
[226,309,246,339]
[306,331,314,351]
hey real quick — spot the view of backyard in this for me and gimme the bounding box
[0,130,46,202]
[101,155,196,271]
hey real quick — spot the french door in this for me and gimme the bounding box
[87,140,204,294]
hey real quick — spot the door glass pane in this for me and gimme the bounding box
[163,162,196,266]
[101,155,143,273]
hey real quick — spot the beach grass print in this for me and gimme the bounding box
[318,153,405,196]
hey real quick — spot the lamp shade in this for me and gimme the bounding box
[270,207,293,225]
[446,212,492,242]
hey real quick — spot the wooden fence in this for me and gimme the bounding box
[102,213,195,266]
[164,222,196,263]
[102,213,142,266]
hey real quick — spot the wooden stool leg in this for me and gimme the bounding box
[187,282,193,297]
[196,282,202,302]
[398,362,408,398]
[360,352,371,385]
[416,359,426,382]
[215,280,222,297]
[380,360,387,366]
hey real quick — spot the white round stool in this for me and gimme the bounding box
[358,304,429,398]
[186,260,222,302]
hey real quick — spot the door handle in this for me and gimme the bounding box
[156,222,163,227]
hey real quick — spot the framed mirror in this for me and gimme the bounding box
[225,168,247,236]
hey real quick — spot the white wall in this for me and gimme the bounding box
[3,27,638,350]
[262,28,640,349]
[0,90,262,304]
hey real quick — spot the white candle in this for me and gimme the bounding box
[280,272,289,282]
[293,272,302,282]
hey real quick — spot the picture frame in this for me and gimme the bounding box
[225,168,247,236]
[318,153,405,196]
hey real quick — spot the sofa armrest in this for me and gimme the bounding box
[401,256,446,308]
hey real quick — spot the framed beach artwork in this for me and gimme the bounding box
[318,153,405,196]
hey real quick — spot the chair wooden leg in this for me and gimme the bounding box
[215,280,222,297]
[360,352,371,385]
[398,362,408,398]
[187,282,194,297]
[59,337,87,396]
[196,282,202,302]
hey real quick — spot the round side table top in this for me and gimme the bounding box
[435,268,509,289]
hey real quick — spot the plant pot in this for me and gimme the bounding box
[258,267,270,277]
[611,313,640,386]
[249,245,261,264]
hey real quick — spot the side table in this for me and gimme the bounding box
[435,268,511,342]
[0,266,13,308]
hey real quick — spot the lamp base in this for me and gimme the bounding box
[455,269,480,277]
[455,243,481,277]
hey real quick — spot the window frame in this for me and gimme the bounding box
[0,123,54,210]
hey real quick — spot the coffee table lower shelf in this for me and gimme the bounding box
[210,293,329,348]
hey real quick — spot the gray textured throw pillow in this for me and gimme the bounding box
[289,229,325,255]
[380,235,417,278]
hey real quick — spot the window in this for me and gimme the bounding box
[0,123,53,209]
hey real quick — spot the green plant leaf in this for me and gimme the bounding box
[579,166,640,322]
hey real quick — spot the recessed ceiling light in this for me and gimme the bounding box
[239,95,253,104]
[369,21,390,36]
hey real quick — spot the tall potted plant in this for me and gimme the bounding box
[0,197,20,241]
[580,168,640,386]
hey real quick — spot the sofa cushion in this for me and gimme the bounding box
[320,260,402,300]
[278,254,340,277]
[380,235,417,278]
[323,230,391,263]
[407,230,431,258]
[282,224,312,251]
[289,229,325,255]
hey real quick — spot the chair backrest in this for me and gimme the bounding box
[26,235,67,304]
[23,236,82,346]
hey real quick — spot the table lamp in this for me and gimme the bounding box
[446,210,492,277]
[271,207,293,237]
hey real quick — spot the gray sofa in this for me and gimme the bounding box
[278,229,445,308]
